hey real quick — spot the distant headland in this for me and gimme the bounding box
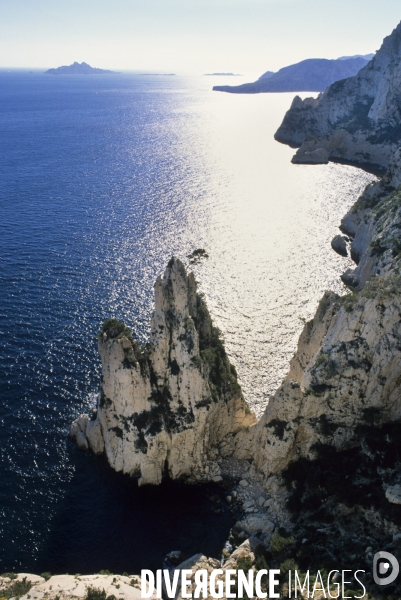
[45,61,117,75]
[213,54,373,93]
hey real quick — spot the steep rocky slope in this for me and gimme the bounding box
[275,21,401,167]
[218,23,401,592]
[70,258,255,486]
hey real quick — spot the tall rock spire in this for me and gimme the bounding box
[70,257,255,486]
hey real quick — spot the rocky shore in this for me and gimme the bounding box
[275,21,401,168]
[53,18,401,600]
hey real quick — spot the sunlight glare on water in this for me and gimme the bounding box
[0,73,376,571]
[155,84,376,414]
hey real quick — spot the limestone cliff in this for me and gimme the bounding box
[71,258,255,486]
[226,173,401,588]
[218,24,401,576]
[232,171,401,488]
[275,21,401,167]
[258,20,401,487]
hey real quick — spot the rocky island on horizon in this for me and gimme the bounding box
[45,61,118,75]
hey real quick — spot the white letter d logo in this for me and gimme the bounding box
[373,551,399,586]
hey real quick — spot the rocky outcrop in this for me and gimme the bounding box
[241,273,401,478]
[292,146,329,164]
[275,21,401,167]
[168,537,266,600]
[71,258,255,486]
[225,176,401,591]
[331,234,348,257]
[0,572,153,600]
[231,171,401,479]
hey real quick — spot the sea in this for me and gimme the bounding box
[0,71,377,574]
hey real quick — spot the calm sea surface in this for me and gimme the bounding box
[0,71,376,573]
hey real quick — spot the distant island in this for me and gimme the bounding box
[213,54,373,93]
[45,62,117,75]
[204,72,243,76]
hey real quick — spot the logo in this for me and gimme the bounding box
[373,551,399,586]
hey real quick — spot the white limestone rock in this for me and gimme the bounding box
[386,485,401,504]
[236,274,401,480]
[71,258,255,486]
[275,21,401,169]
[0,573,154,600]
[169,538,261,600]
[292,147,329,164]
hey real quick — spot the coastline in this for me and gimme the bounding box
[63,20,401,598]
[1,51,398,596]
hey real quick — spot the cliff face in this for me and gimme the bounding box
[225,175,401,584]
[275,21,401,167]
[70,258,255,486]
[232,165,401,477]
[239,274,401,476]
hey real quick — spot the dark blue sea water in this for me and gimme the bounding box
[0,71,376,573]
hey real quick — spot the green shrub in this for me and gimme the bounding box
[236,556,253,573]
[270,530,295,554]
[338,291,359,312]
[99,318,132,341]
[280,558,299,585]
[40,572,52,581]
[85,586,116,600]
[361,274,401,299]
[254,555,268,571]
[0,576,32,599]
[315,353,328,366]
[187,248,209,263]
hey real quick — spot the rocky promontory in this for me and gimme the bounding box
[71,258,255,486]
[275,21,401,166]
[213,56,370,94]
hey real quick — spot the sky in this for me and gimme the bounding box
[0,0,400,76]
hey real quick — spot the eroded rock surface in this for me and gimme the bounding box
[168,538,265,600]
[275,21,401,169]
[71,258,255,486]
[0,573,152,600]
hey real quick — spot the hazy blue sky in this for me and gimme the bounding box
[1,0,400,75]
